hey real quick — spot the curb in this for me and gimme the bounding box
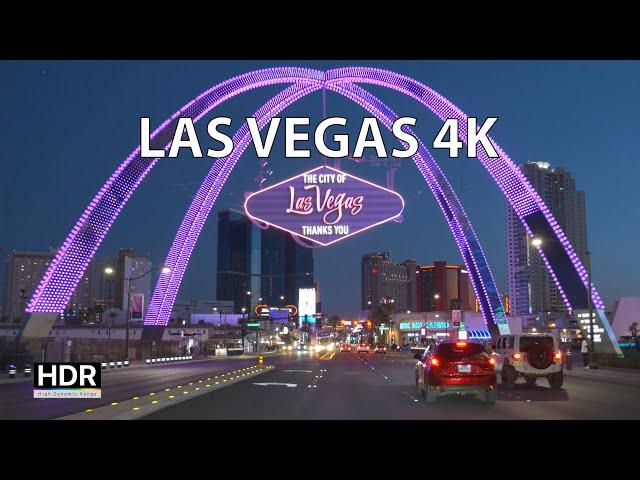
[563,369,640,387]
[57,364,275,420]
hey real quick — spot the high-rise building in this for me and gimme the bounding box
[284,234,315,309]
[507,162,589,315]
[90,256,118,322]
[361,252,416,312]
[416,261,476,312]
[2,250,55,323]
[115,248,152,318]
[216,209,314,313]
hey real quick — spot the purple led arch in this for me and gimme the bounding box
[144,79,506,333]
[322,67,604,312]
[323,81,506,333]
[26,67,324,314]
[145,82,324,324]
[26,66,604,342]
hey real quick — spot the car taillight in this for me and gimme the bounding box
[512,352,522,361]
[488,357,496,366]
[430,357,440,367]
[554,351,562,361]
[455,341,467,347]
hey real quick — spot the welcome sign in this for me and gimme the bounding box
[244,165,404,246]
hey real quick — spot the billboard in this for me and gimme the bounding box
[244,165,404,246]
[299,287,316,323]
[130,293,144,319]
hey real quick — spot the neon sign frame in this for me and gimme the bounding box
[243,165,405,247]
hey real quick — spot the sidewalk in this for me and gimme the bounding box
[564,364,640,386]
[0,350,278,384]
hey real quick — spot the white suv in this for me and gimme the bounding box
[492,334,564,390]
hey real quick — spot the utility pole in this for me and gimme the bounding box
[122,265,171,360]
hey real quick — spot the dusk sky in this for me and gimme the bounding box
[1,60,639,317]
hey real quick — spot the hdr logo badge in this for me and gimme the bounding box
[33,363,101,399]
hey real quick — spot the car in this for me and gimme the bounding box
[297,343,309,352]
[492,333,564,389]
[357,343,370,353]
[415,341,497,404]
[399,344,412,352]
[340,344,352,352]
[374,344,387,354]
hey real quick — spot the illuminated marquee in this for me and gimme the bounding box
[244,165,404,246]
[399,321,450,330]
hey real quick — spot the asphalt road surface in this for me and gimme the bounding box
[0,357,262,420]
[144,351,640,420]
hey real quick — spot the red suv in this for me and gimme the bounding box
[415,341,497,404]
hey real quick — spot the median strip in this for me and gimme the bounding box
[56,364,275,420]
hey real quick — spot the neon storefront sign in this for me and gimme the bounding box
[244,165,404,246]
[399,321,450,330]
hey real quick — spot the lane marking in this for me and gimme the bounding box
[282,370,313,373]
[253,382,297,388]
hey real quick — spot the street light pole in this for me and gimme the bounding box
[122,265,171,361]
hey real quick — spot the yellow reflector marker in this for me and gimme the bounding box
[195,387,200,391]
[169,395,175,399]
[183,391,189,394]
[206,384,211,387]
[111,402,118,406]
[149,392,155,396]
[165,388,171,392]
[215,382,219,385]
[152,400,158,404]
[132,407,140,411]
[86,409,93,413]
[133,396,139,400]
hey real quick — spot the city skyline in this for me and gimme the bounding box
[1,61,639,318]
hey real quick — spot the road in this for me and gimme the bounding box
[0,357,262,420]
[144,351,640,420]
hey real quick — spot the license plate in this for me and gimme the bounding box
[458,364,471,373]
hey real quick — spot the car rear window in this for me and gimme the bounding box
[519,336,554,351]
[436,342,486,359]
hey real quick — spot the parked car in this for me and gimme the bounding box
[492,334,563,389]
[415,341,497,404]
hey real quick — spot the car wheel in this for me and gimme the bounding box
[547,370,564,390]
[525,376,537,386]
[485,388,497,405]
[425,386,437,404]
[502,366,516,390]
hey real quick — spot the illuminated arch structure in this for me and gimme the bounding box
[22,67,621,354]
